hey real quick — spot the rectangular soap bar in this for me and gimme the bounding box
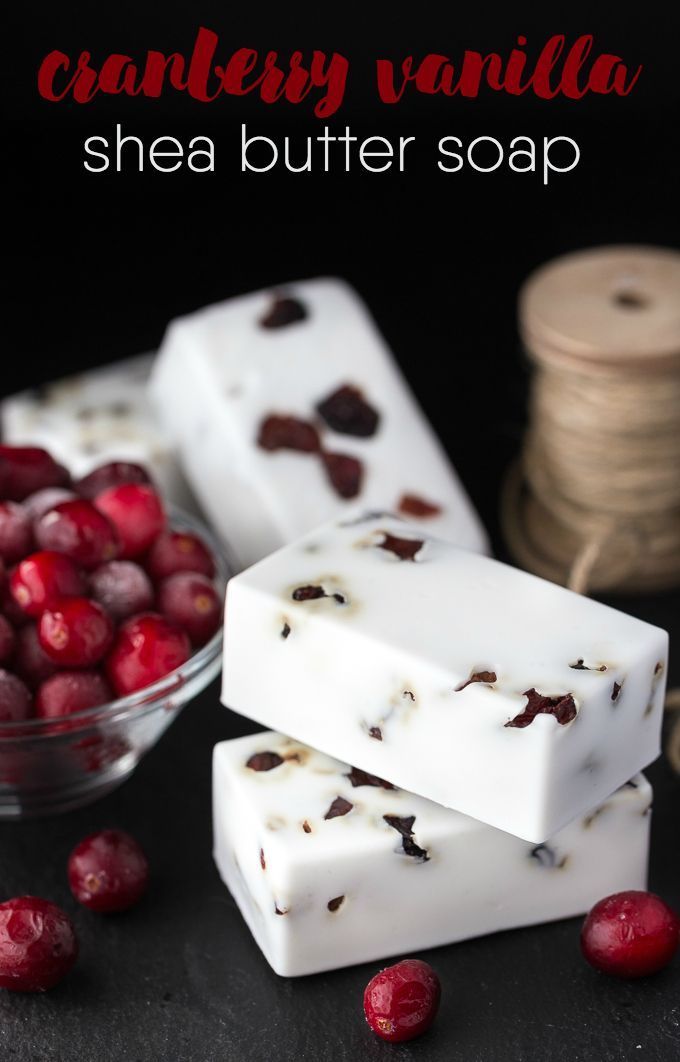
[148,278,488,568]
[213,731,652,977]
[221,514,668,842]
[1,354,194,510]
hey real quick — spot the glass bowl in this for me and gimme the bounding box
[0,507,229,818]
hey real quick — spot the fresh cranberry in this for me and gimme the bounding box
[38,598,113,668]
[364,959,441,1043]
[0,615,16,664]
[75,461,151,501]
[23,487,77,523]
[94,484,165,559]
[13,624,58,688]
[35,500,119,570]
[68,829,149,912]
[10,551,87,618]
[89,560,154,621]
[1,580,29,627]
[146,530,215,581]
[0,502,33,563]
[106,612,190,696]
[581,890,680,978]
[0,896,78,991]
[35,671,113,720]
[0,446,70,502]
[157,572,221,646]
[0,670,32,723]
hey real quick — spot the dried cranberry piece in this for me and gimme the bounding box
[302,820,312,834]
[455,670,497,692]
[321,452,363,499]
[315,384,380,438]
[257,415,320,453]
[569,659,606,672]
[327,896,345,912]
[324,796,353,819]
[377,532,424,561]
[281,622,291,639]
[246,751,284,772]
[612,681,623,702]
[506,688,577,729]
[292,585,326,601]
[368,726,383,741]
[397,494,442,518]
[383,814,429,861]
[345,766,396,790]
[260,294,307,329]
[259,848,266,870]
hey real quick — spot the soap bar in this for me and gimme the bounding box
[1,354,194,510]
[148,278,488,568]
[221,514,668,842]
[213,731,651,977]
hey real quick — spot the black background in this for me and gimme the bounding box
[3,2,680,1060]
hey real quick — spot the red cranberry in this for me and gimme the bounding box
[10,551,87,618]
[75,461,151,500]
[0,446,70,502]
[157,572,221,646]
[106,612,190,696]
[23,487,77,523]
[146,530,216,581]
[364,959,441,1043]
[68,829,149,912]
[581,890,680,978]
[35,499,120,570]
[89,560,154,621]
[0,670,32,723]
[38,597,113,668]
[94,484,165,559]
[13,624,58,688]
[0,615,16,664]
[0,502,33,563]
[35,671,113,720]
[0,896,78,991]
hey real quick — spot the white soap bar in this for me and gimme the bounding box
[1,354,194,510]
[148,278,488,568]
[213,731,651,977]
[221,514,668,842]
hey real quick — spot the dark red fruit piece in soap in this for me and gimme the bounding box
[315,384,380,438]
[506,688,577,728]
[89,560,154,621]
[146,530,215,581]
[324,796,353,819]
[246,751,284,772]
[157,572,221,646]
[257,415,320,453]
[14,624,58,688]
[10,550,87,618]
[36,671,113,720]
[364,958,441,1043]
[321,452,363,499]
[105,613,190,696]
[368,726,383,740]
[259,294,307,329]
[0,896,78,992]
[581,890,680,977]
[292,585,326,601]
[0,670,32,723]
[398,494,442,518]
[383,814,429,861]
[455,670,497,692]
[612,681,622,702]
[377,532,424,561]
[68,828,150,913]
[0,502,33,563]
[75,461,151,500]
[0,616,16,665]
[35,499,120,569]
[38,597,113,668]
[327,896,344,912]
[0,446,70,502]
[94,484,165,559]
[346,766,397,790]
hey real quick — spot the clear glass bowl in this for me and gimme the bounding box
[0,507,229,818]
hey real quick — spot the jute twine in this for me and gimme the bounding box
[501,245,680,770]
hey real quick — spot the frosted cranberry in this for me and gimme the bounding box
[157,572,221,646]
[581,890,680,977]
[35,671,113,720]
[0,446,70,502]
[10,551,86,618]
[75,461,151,500]
[14,624,58,688]
[89,560,154,621]
[146,530,215,581]
[0,670,32,723]
[68,829,149,912]
[0,896,78,991]
[106,612,190,696]
[38,598,113,668]
[23,487,77,523]
[0,616,16,664]
[94,484,165,559]
[35,499,119,570]
[0,502,33,563]
[364,959,441,1043]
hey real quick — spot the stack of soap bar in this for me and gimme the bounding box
[221,514,668,842]
[148,278,488,568]
[1,354,194,510]
[213,731,652,976]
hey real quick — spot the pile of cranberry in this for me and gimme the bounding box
[0,445,222,726]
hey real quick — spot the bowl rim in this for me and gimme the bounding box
[0,504,229,740]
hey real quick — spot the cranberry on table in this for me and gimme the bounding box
[0,446,70,502]
[0,896,78,991]
[14,624,58,688]
[146,530,216,581]
[363,958,441,1043]
[36,671,114,720]
[0,501,33,563]
[157,572,222,646]
[23,486,77,522]
[106,612,190,696]
[0,615,16,664]
[94,483,165,559]
[38,597,114,668]
[0,670,32,724]
[581,890,680,978]
[89,559,154,621]
[35,499,120,569]
[10,550,86,618]
[74,461,151,501]
[68,828,149,912]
